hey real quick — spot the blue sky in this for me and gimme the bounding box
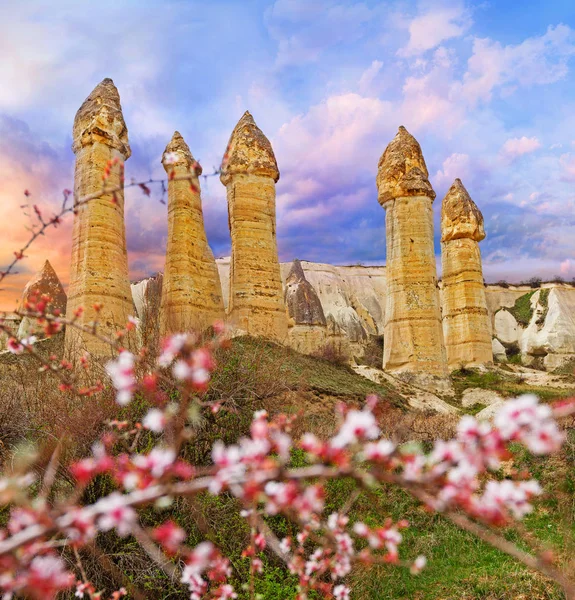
[1,0,575,307]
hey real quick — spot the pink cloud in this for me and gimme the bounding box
[399,3,471,57]
[500,136,541,159]
[433,153,471,190]
[458,25,575,105]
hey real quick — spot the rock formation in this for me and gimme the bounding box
[284,259,328,354]
[220,111,288,341]
[65,78,135,358]
[376,126,447,375]
[441,179,492,369]
[160,132,225,336]
[17,260,67,338]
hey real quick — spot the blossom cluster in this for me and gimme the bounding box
[0,329,571,599]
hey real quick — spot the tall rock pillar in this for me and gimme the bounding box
[376,126,447,376]
[160,132,225,335]
[220,111,288,341]
[65,78,134,358]
[441,179,493,369]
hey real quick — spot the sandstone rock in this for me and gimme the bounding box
[216,258,383,347]
[494,309,519,345]
[484,285,533,328]
[0,314,21,351]
[284,259,326,326]
[284,259,328,355]
[131,273,163,349]
[441,179,492,369]
[352,365,459,414]
[377,126,447,376]
[492,338,507,362]
[65,78,135,358]
[461,387,504,408]
[220,112,288,341]
[160,132,225,336]
[520,288,575,370]
[476,401,505,421]
[17,260,67,338]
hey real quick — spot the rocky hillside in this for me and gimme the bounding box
[130,260,575,372]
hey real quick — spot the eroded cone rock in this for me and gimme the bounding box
[441,179,492,369]
[284,259,327,326]
[377,126,447,375]
[284,259,328,354]
[160,132,225,336]
[220,111,288,340]
[17,260,67,338]
[65,78,135,358]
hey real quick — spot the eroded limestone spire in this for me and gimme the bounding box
[65,78,135,358]
[220,111,279,185]
[376,126,447,376]
[441,178,485,243]
[72,78,131,157]
[18,260,67,339]
[441,179,492,369]
[220,112,287,340]
[159,131,225,336]
[377,126,435,206]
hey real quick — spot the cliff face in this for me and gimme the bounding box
[132,262,575,372]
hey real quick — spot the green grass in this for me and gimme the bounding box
[508,291,537,326]
[211,337,405,405]
[451,368,573,403]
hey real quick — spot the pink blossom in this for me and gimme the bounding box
[157,333,188,368]
[96,493,137,537]
[153,520,186,553]
[105,351,136,406]
[333,584,350,599]
[331,409,380,448]
[132,448,175,478]
[410,555,427,575]
[142,408,167,432]
[25,555,74,599]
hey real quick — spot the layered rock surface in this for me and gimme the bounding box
[159,132,224,336]
[65,78,135,358]
[376,126,447,375]
[283,259,328,354]
[17,260,67,338]
[220,111,287,340]
[441,179,492,369]
[134,267,575,373]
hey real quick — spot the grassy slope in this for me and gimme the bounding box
[2,337,574,599]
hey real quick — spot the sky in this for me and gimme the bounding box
[2,0,575,310]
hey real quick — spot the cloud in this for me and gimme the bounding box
[399,2,471,57]
[458,25,575,104]
[358,60,383,95]
[500,136,541,160]
[433,153,471,190]
[0,115,72,310]
[560,153,575,181]
[560,259,572,275]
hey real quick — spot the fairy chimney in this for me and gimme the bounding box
[65,78,135,358]
[220,111,288,340]
[159,131,225,336]
[376,126,447,375]
[17,260,67,339]
[441,179,493,369]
